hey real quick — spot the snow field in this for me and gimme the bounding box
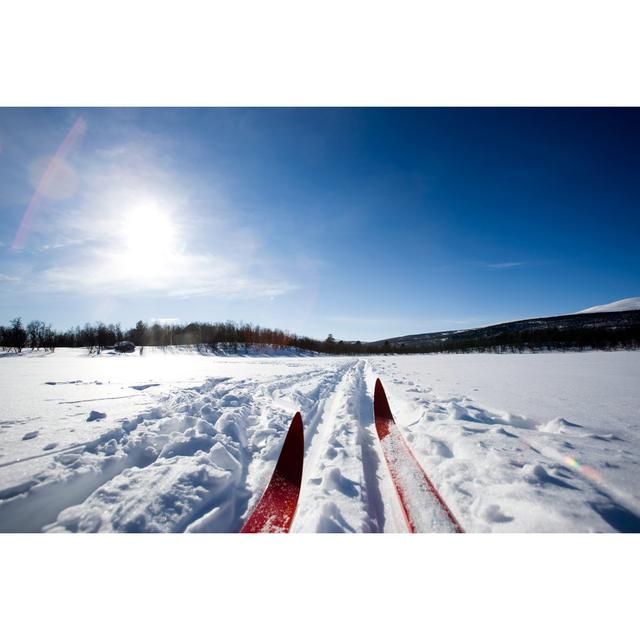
[1,348,639,532]
[370,353,640,532]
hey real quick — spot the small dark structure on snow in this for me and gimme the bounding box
[114,341,135,353]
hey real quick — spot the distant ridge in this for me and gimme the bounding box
[369,309,640,352]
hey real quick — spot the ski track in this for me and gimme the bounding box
[1,352,639,533]
[0,363,364,532]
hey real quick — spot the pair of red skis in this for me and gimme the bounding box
[241,378,463,533]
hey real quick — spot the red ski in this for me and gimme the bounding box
[374,379,463,533]
[241,412,304,533]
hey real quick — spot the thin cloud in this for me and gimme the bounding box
[33,242,297,300]
[487,261,526,270]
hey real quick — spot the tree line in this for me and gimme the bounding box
[0,317,346,354]
[1,316,638,355]
[0,318,56,352]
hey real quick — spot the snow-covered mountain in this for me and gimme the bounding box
[576,297,640,314]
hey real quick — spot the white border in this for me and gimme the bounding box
[2,1,640,105]
[1,534,637,639]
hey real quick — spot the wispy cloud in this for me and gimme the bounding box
[486,261,526,270]
[35,247,297,299]
[0,273,20,283]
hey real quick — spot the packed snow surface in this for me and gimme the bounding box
[576,296,640,313]
[1,347,639,532]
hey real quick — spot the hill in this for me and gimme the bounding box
[369,310,640,353]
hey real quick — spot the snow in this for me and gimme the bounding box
[576,296,640,313]
[1,347,639,532]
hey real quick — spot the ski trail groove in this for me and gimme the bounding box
[292,359,402,532]
[354,362,386,532]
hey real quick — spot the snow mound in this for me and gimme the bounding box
[576,297,640,314]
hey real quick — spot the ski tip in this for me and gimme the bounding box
[374,378,394,423]
[290,411,303,441]
[240,410,304,534]
[276,410,304,487]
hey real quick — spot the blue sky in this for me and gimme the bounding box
[1,108,638,341]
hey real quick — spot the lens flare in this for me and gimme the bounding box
[12,116,86,249]
[562,455,602,482]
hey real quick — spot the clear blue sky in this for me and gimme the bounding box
[1,108,638,341]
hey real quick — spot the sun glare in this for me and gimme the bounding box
[123,202,173,248]
[117,202,177,281]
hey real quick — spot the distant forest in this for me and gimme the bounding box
[0,317,361,355]
[1,315,639,356]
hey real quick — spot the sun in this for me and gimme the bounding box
[117,201,177,280]
[123,202,173,249]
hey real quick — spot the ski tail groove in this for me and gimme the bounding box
[374,378,464,533]
[241,412,304,533]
